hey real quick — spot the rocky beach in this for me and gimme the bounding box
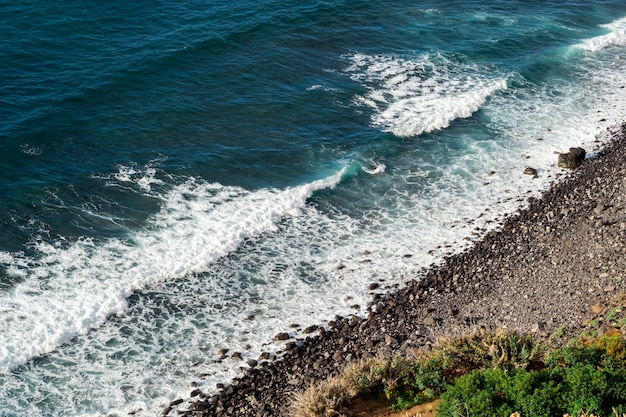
[169,123,626,417]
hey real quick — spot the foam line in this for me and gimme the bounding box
[374,80,507,137]
[346,52,508,137]
[575,15,626,52]
[0,170,344,373]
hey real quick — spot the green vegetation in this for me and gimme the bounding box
[292,328,626,417]
[437,334,626,417]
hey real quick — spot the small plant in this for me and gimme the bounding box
[607,307,623,323]
[549,325,569,343]
[384,352,449,410]
[291,377,353,417]
[343,356,409,397]
[433,328,545,372]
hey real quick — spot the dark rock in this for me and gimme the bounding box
[368,282,380,290]
[524,167,538,177]
[231,352,243,361]
[169,399,184,407]
[273,332,290,341]
[247,359,258,368]
[558,147,586,169]
[190,389,202,397]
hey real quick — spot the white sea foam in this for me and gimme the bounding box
[575,16,626,52]
[346,53,508,137]
[110,163,164,192]
[0,170,344,375]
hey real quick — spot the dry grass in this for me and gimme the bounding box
[291,376,355,417]
[423,328,546,372]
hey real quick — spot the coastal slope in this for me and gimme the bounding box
[176,124,626,417]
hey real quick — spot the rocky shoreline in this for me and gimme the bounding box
[171,124,626,417]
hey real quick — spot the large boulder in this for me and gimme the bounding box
[558,147,586,169]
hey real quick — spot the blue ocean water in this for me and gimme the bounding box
[1,1,626,415]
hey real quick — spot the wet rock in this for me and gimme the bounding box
[303,325,318,334]
[368,282,380,291]
[273,332,290,342]
[169,399,184,407]
[558,147,586,169]
[524,167,538,177]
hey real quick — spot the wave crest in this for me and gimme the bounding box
[575,16,626,52]
[346,53,507,137]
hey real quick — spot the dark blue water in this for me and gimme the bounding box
[1,1,626,415]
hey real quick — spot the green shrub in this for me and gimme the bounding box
[343,357,409,397]
[437,336,626,417]
[385,354,450,410]
[381,330,546,411]
[437,368,564,417]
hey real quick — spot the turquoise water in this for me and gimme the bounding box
[1,2,626,416]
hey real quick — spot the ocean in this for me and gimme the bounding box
[1,1,626,416]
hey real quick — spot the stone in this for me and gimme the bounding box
[384,335,397,345]
[530,322,545,333]
[591,304,604,314]
[247,359,258,368]
[303,325,318,334]
[523,167,538,177]
[332,351,344,361]
[558,147,586,169]
[231,352,243,361]
[273,332,290,341]
[169,399,184,407]
[368,282,380,290]
[423,316,435,326]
